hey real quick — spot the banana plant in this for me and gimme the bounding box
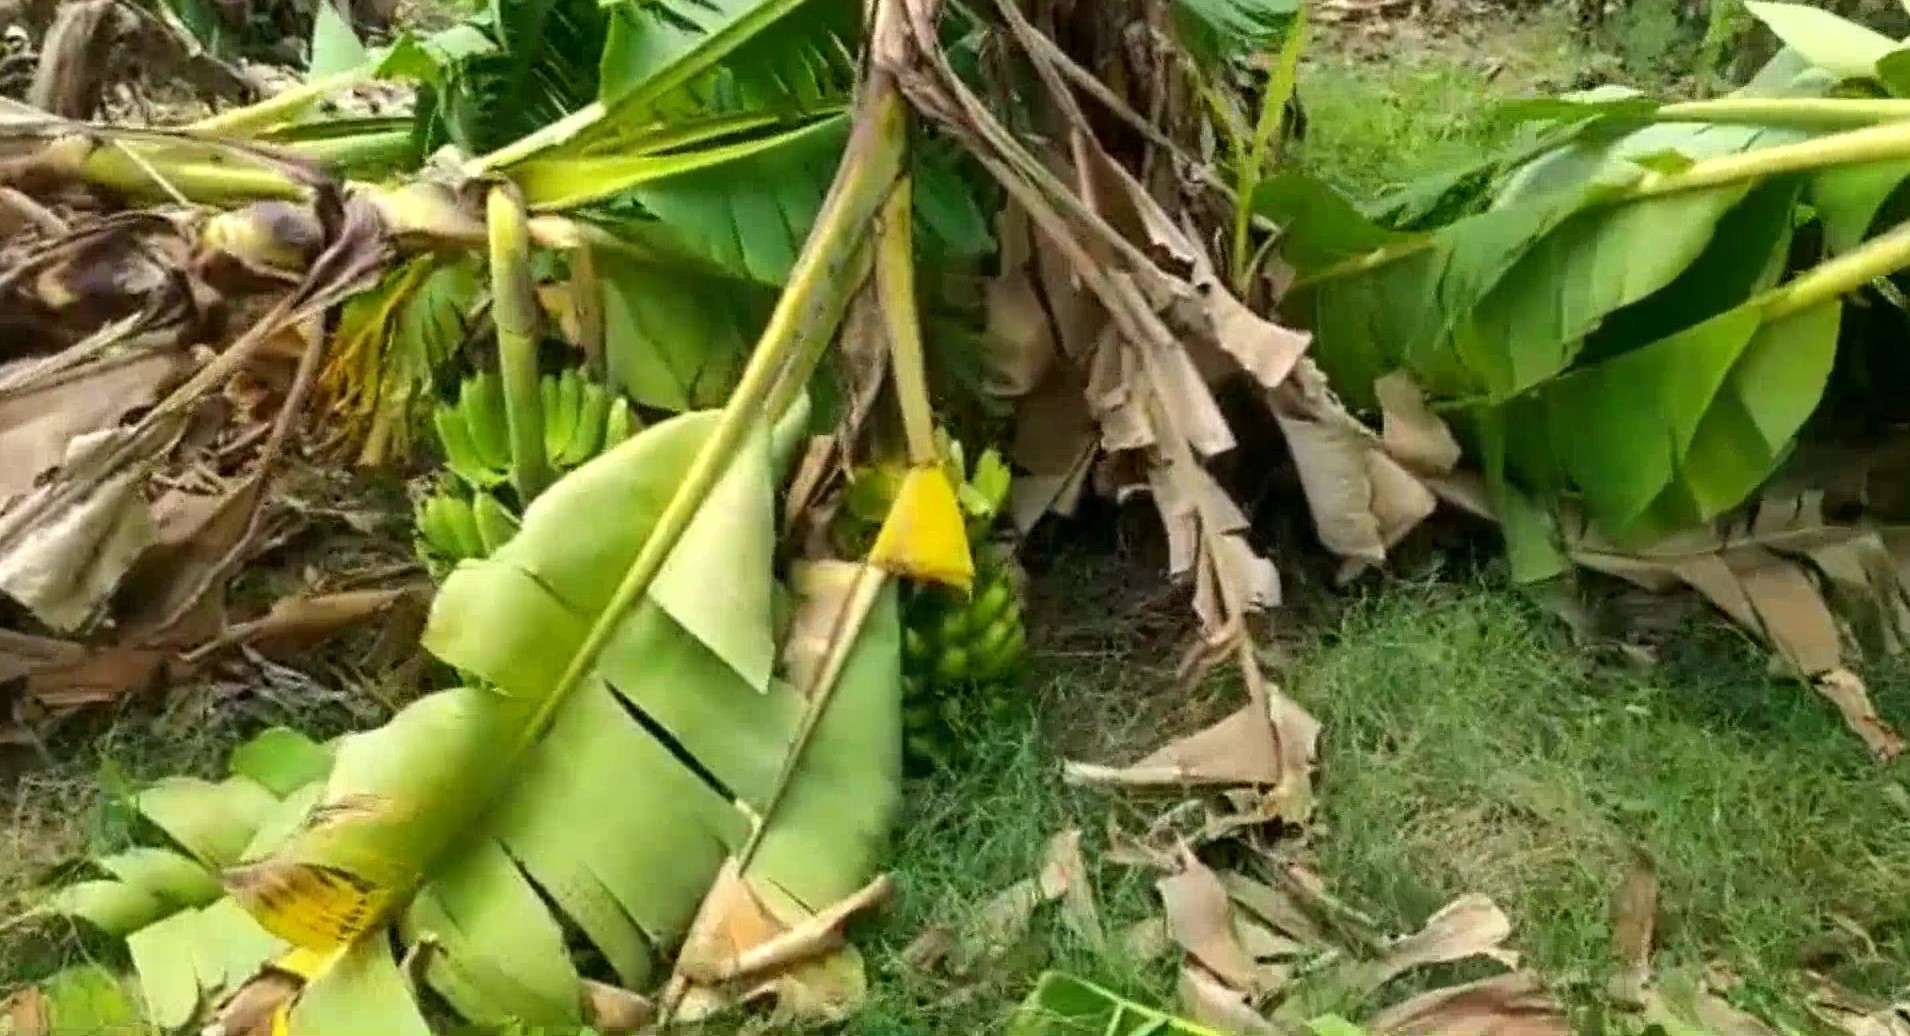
[27,18,975,1028]
[1263,2,1910,578]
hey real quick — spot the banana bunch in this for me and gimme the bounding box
[415,488,522,564]
[540,366,635,469]
[839,432,1029,770]
[416,366,638,572]
[432,367,637,490]
[900,550,1029,768]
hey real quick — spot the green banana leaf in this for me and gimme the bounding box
[596,0,857,123]
[1275,120,1810,406]
[81,406,904,1033]
[1266,88,1910,562]
[596,250,777,413]
[2,964,149,1035]
[1007,971,1378,1036]
[1009,972,1229,1036]
[40,729,332,1031]
[1170,0,1301,69]
[1537,297,1840,542]
[1743,1,1897,85]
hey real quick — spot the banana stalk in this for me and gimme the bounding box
[189,70,375,136]
[461,65,912,866]
[487,185,555,502]
[1301,115,1910,289]
[1763,215,1910,318]
[867,175,976,593]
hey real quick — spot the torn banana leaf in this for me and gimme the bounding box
[34,728,332,1032]
[92,406,907,1033]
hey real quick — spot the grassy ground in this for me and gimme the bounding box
[831,576,1910,1034]
[1296,8,1593,199]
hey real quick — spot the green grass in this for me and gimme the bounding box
[1296,584,1910,1005]
[840,580,1910,1032]
[1296,12,1590,200]
[832,706,1175,1036]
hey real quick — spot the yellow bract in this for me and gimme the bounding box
[868,464,975,593]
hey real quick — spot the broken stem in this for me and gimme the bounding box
[1300,118,1910,289]
[1653,96,1910,128]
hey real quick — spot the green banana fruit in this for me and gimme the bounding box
[557,369,584,462]
[471,491,522,555]
[462,370,512,472]
[901,556,1030,771]
[828,430,1027,772]
[429,493,485,560]
[561,380,610,466]
[541,369,581,465]
[434,402,504,489]
[415,495,464,561]
[604,396,638,449]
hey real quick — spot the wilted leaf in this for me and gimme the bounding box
[1374,373,1461,475]
[984,207,1060,399]
[1274,361,1436,568]
[1359,894,1515,991]
[0,349,190,503]
[114,479,265,636]
[1159,850,1261,993]
[1179,963,1278,1033]
[910,829,1102,974]
[1639,967,1779,1036]
[207,588,424,660]
[1367,972,1568,1036]
[1800,973,1910,1036]
[1815,669,1904,762]
[1571,502,1908,759]
[1064,697,1319,794]
[1222,872,1328,947]
[671,860,890,1022]
[584,978,654,1034]
[0,428,160,631]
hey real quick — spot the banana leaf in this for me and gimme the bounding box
[1268,75,1910,563]
[1171,0,1300,69]
[38,729,332,1031]
[1007,971,1374,1036]
[1009,972,1229,1036]
[66,405,906,1033]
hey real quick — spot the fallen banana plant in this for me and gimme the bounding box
[1255,3,1910,746]
[19,7,986,1028]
